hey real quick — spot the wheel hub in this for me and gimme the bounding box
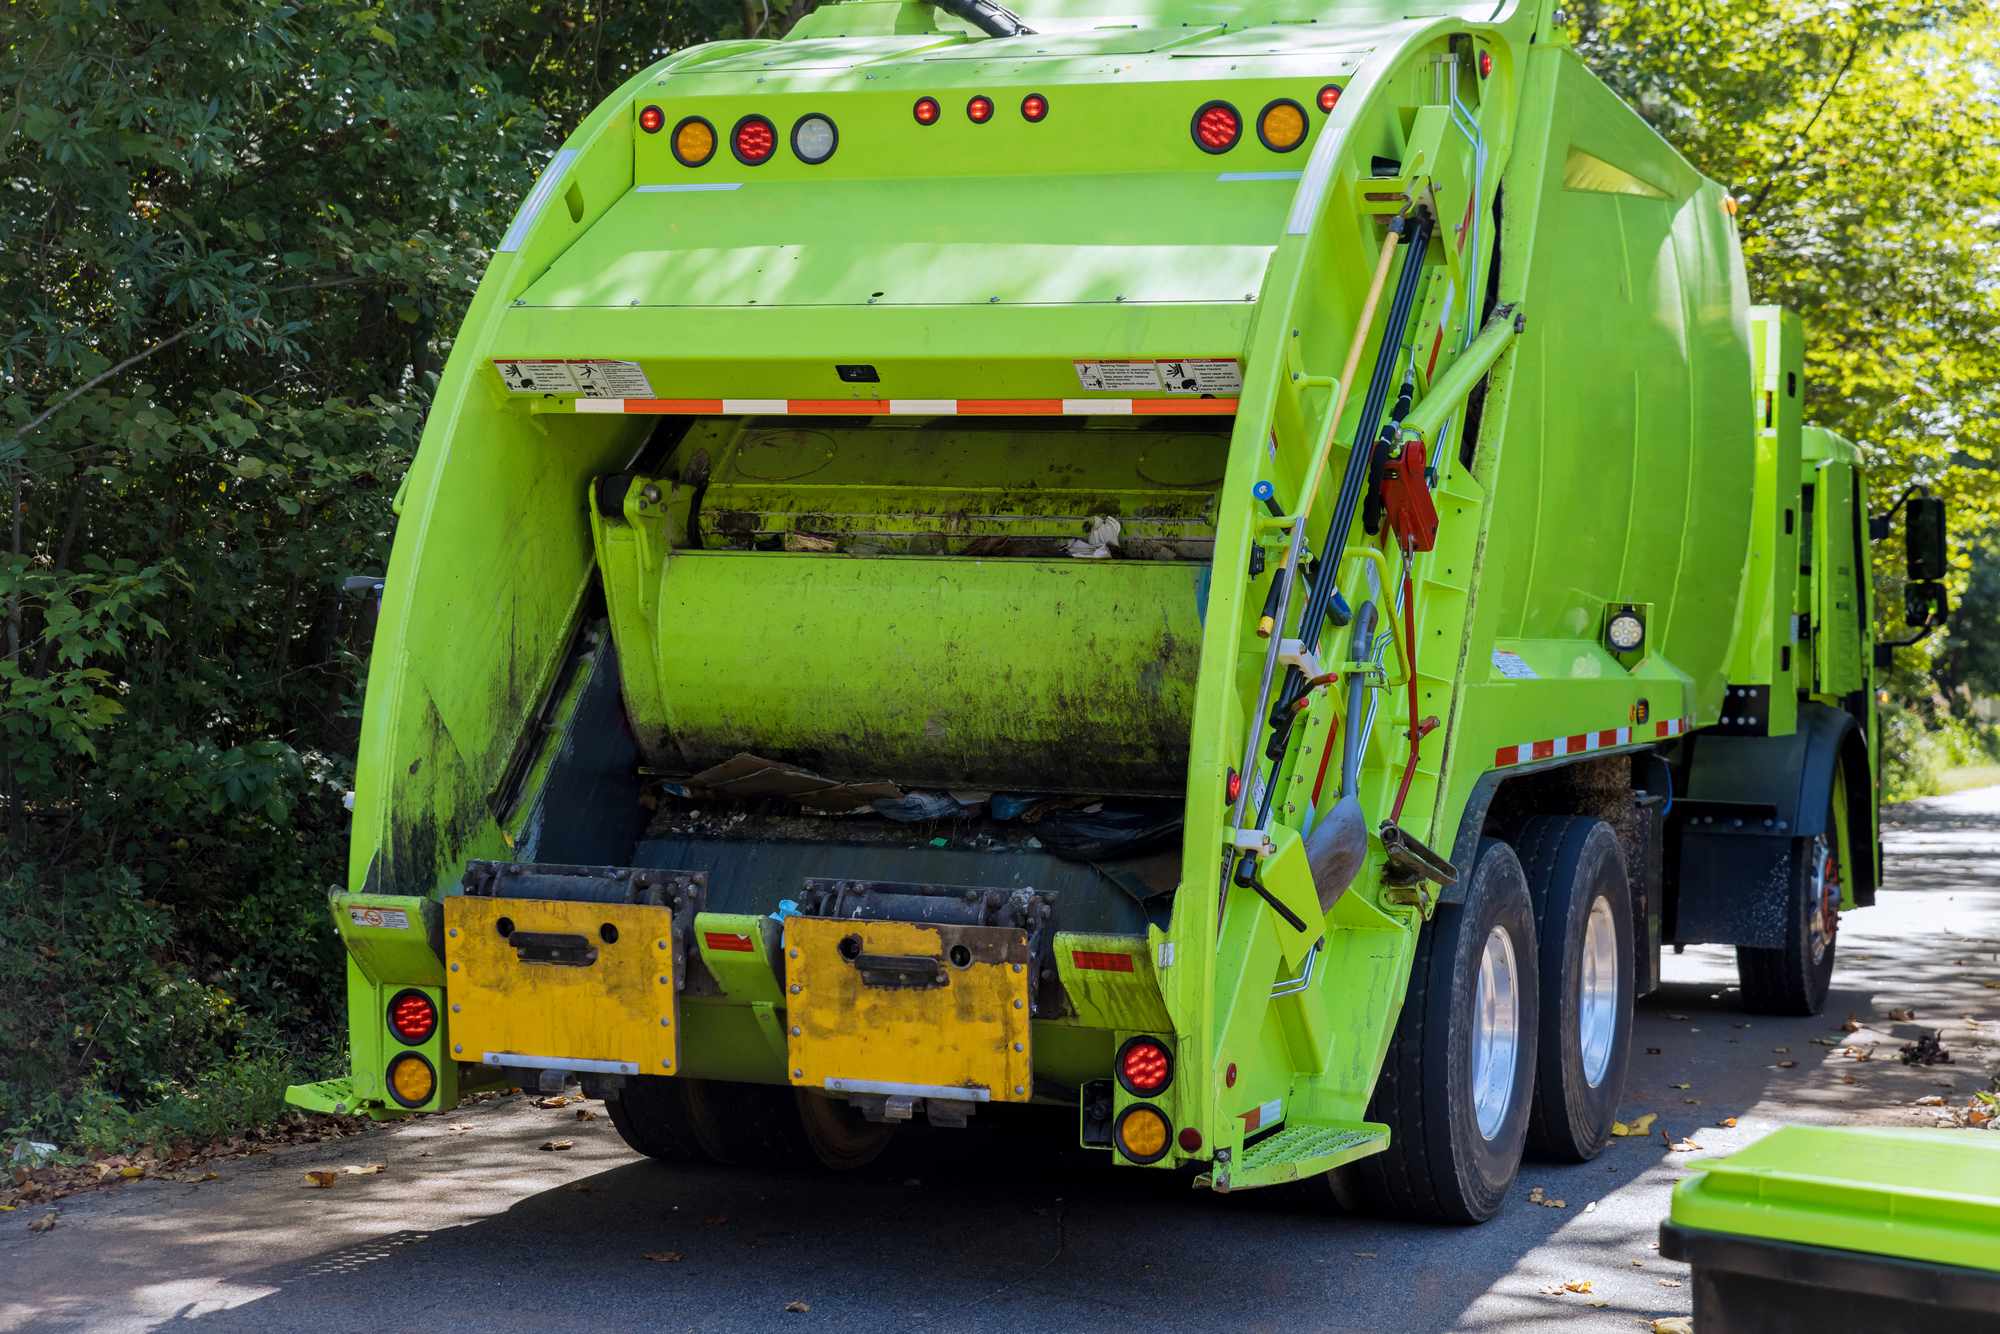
[1578,896,1619,1088]
[1472,925,1521,1141]
[1808,834,1840,965]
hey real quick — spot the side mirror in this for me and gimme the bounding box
[1907,496,1947,582]
[1904,580,1948,630]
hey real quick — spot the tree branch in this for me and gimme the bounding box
[1744,37,1862,219]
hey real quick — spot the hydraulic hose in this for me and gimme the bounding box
[928,0,1033,37]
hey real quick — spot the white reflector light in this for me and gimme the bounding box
[792,114,838,164]
[1607,610,1645,652]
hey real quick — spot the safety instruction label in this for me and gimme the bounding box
[347,906,410,931]
[1159,359,1243,394]
[1490,649,1540,680]
[494,358,655,398]
[1072,358,1243,394]
[1074,360,1165,392]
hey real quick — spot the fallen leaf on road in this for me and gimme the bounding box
[450,1123,473,1131]
[1980,981,2000,990]
[28,1212,57,1233]
[1682,1098,1701,1105]
[1843,1013,1863,1032]
[643,1251,684,1263]
[1612,1113,1659,1137]
[1888,1008,1916,1021]
[1631,1259,1646,1267]
[1811,1037,1840,1046]
[1527,1186,1566,1208]
[535,1095,572,1109]
[1772,1046,1790,1054]
[1900,1031,1953,1066]
[575,1109,596,1121]
[1653,1319,1693,1334]
[1669,1138,1702,1152]
[344,1163,385,1176]
[1842,1074,1858,1084]
[1915,1095,1947,1107]
[1670,1082,1690,1090]
[539,1139,574,1152]
[1657,1278,1683,1288]
[1844,1045,1873,1061]
[1719,1117,1738,1128]
[784,1301,811,1314]
[303,1170,338,1188]
[1774,1060,1797,1069]
[1563,1280,1593,1294]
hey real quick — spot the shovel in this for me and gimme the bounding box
[1304,602,1376,913]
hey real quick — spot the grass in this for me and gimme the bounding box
[1938,764,2000,796]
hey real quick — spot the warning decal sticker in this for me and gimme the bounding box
[1074,360,1164,392]
[1073,359,1242,394]
[1490,649,1540,681]
[347,906,410,931]
[494,358,655,398]
[1159,359,1243,394]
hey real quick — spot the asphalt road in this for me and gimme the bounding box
[8,788,1999,1333]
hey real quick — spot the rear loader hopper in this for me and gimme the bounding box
[290,0,1939,1222]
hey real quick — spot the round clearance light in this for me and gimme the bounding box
[1116,1035,1173,1096]
[1317,83,1342,113]
[1114,1104,1172,1164]
[386,1053,437,1109]
[967,94,994,124]
[386,989,437,1045]
[1258,98,1307,152]
[1607,608,1646,653]
[1478,49,1494,78]
[791,113,838,164]
[638,104,666,135]
[1020,92,1048,122]
[672,116,716,168]
[913,96,941,126]
[1191,100,1241,154]
[732,114,776,165]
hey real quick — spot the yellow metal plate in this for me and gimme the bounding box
[445,895,680,1075]
[785,917,1032,1102]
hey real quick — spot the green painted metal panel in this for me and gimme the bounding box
[646,552,1205,793]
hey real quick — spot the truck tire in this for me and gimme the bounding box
[1736,776,1846,1016]
[1515,816,1634,1163]
[1349,839,1540,1223]
[605,1075,709,1163]
[608,1078,895,1171]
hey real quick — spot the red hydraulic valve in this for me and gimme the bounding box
[1378,438,1440,552]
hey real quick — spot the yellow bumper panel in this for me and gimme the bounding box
[445,895,681,1076]
[785,916,1032,1102]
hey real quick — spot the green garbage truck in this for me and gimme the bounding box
[288,0,1951,1221]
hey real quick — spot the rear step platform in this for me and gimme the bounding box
[1201,1120,1390,1192]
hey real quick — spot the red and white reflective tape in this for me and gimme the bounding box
[1492,716,1693,769]
[1238,1097,1283,1132]
[568,397,1237,417]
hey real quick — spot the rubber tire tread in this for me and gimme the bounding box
[605,1075,709,1163]
[1736,828,1837,1016]
[1515,815,1634,1163]
[1349,838,1539,1224]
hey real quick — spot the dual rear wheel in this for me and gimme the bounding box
[1347,817,1635,1222]
[606,1076,896,1171]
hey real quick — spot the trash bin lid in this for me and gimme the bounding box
[1670,1125,2000,1274]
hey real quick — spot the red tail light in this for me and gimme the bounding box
[1117,1036,1173,1096]
[1478,50,1493,78]
[913,96,941,125]
[732,115,776,165]
[967,95,994,124]
[387,990,437,1044]
[1020,93,1048,122]
[638,104,666,134]
[1191,101,1241,154]
[1317,83,1341,113]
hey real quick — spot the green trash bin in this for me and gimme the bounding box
[1660,1125,2000,1333]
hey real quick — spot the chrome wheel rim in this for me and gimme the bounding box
[1579,896,1619,1088]
[1807,834,1840,965]
[1472,925,1522,1141]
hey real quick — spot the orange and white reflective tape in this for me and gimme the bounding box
[567,397,1237,417]
[1492,716,1693,769]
